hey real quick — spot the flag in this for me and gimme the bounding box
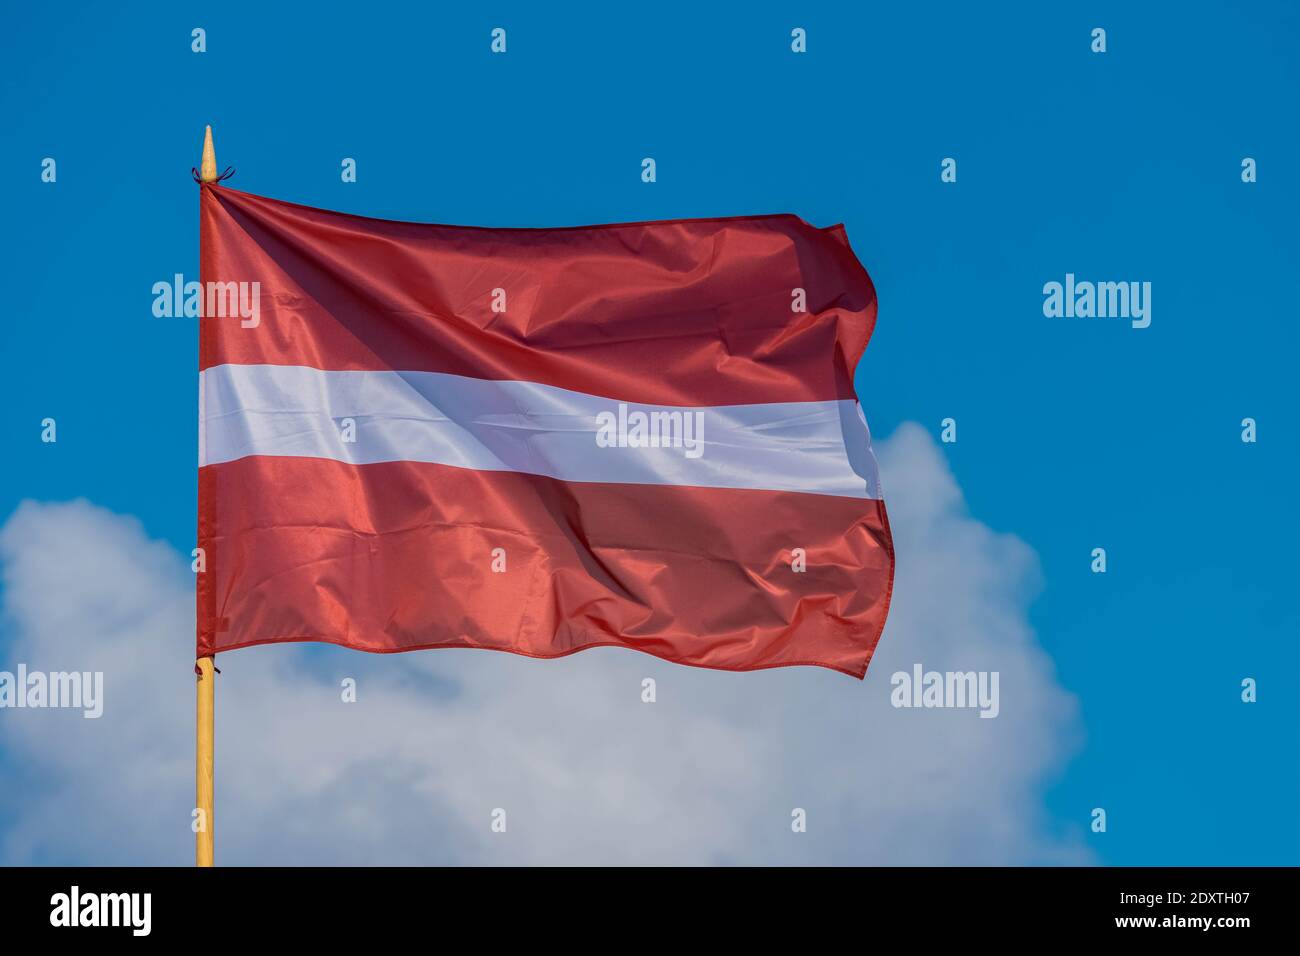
[197,186,894,677]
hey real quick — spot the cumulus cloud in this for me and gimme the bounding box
[0,424,1088,864]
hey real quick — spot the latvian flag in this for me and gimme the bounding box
[197,186,894,678]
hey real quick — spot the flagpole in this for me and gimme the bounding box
[196,124,217,868]
[196,656,215,866]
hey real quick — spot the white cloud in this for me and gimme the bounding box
[0,424,1088,864]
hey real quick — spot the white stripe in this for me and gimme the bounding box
[200,364,883,499]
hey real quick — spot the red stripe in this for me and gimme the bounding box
[200,186,877,406]
[197,456,894,678]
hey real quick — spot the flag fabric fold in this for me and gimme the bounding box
[197,185,894,677]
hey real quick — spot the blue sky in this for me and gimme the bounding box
[1,2,1297,865]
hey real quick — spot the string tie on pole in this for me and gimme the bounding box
[191,166,235,184]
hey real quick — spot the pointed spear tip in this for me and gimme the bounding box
[200,125,218,183]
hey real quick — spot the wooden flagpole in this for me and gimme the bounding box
[196,124,217,868]
[196,656,215,866]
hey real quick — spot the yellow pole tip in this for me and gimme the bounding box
[200,126,218,183]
